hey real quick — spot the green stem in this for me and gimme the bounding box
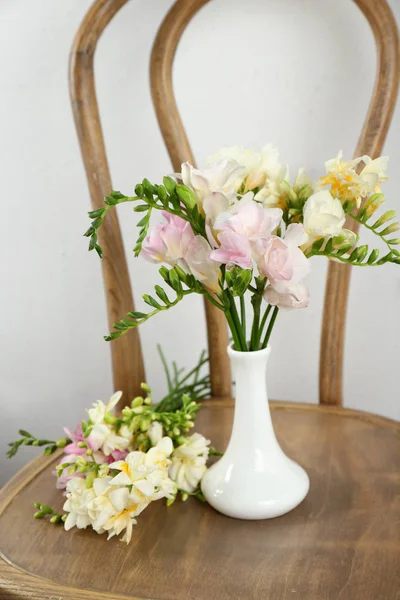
[257,304,272,348]
[157,345,173,393]
[225,307,243,351]
[250,293,262,351]
[226,290,247,351]
[262,307,279,349]
[240,296,246,346]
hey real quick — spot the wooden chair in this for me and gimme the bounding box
[1,1,399,598]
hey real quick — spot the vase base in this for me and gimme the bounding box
[201,458,309,520]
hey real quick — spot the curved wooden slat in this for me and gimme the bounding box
[150,0,231,399]
[320,0,399,405]
[69,0,145,404]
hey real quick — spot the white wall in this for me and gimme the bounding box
[1,0,399,485]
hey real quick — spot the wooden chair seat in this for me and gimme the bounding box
[1,401,399,600]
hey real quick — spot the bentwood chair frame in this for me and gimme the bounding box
[0,1,399,599]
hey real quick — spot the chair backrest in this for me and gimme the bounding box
[69,0,399,407]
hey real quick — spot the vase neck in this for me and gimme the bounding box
[228,346,276,452]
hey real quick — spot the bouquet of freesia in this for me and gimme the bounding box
[8,350,216,543]
[85,144,399,350]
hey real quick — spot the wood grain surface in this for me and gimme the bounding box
[1,402,400,600]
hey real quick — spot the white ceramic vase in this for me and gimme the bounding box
[201,345,309,519]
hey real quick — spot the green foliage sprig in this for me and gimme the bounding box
[105,265,197,341]
[7,431,69,459]
[33,502,66,524]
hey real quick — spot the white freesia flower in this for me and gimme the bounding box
[358,155,389,192]
[264,282,310,310]
[110,437,175,498]
[180,159,245,207]
[303,190,346,239]
[87,476,149,544]
[88,423,130,456]
[63,476,96,531]
[87,391,122,424]
[147,421,163,446]
[209,143,284,192]
[318,152,388,207]
[169,433,210,493]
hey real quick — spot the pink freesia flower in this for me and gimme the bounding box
[107,449,129,463]
[264,282,310,310]
[185,236,221,293]
[257,223,309,288]
[141,212,195,266]
[215,196,283,242]
[63,423,95,456]
[210,230,252,269]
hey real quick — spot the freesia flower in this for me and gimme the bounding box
[184,236,221,293]
[87,391,122,425]
[88,424,130,457]
[147,421,163,446]
[209,143,284,193]
[318,152,388,207]
[210,229,252,269]
[358,155,389,193]
[264,282,310,310]
[87,477,149,544]
[303,190,346,239]
[63,477,96,531]
[63,422,94,456]
[169,433,210,493]
[109,437,174,492]
[257,224,309,290]
[141,212,195,266]
[180,159,245,208]
[215,195,283,242]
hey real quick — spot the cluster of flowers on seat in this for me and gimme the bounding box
[9,382,212,544]
[57,390,210,543]
[86,143,398,352]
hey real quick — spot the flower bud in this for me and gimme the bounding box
[104,412,116,425]
[132,397,144,408]
[77,441,87,448]
[56,438,67,449]
[140,419,151,432]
